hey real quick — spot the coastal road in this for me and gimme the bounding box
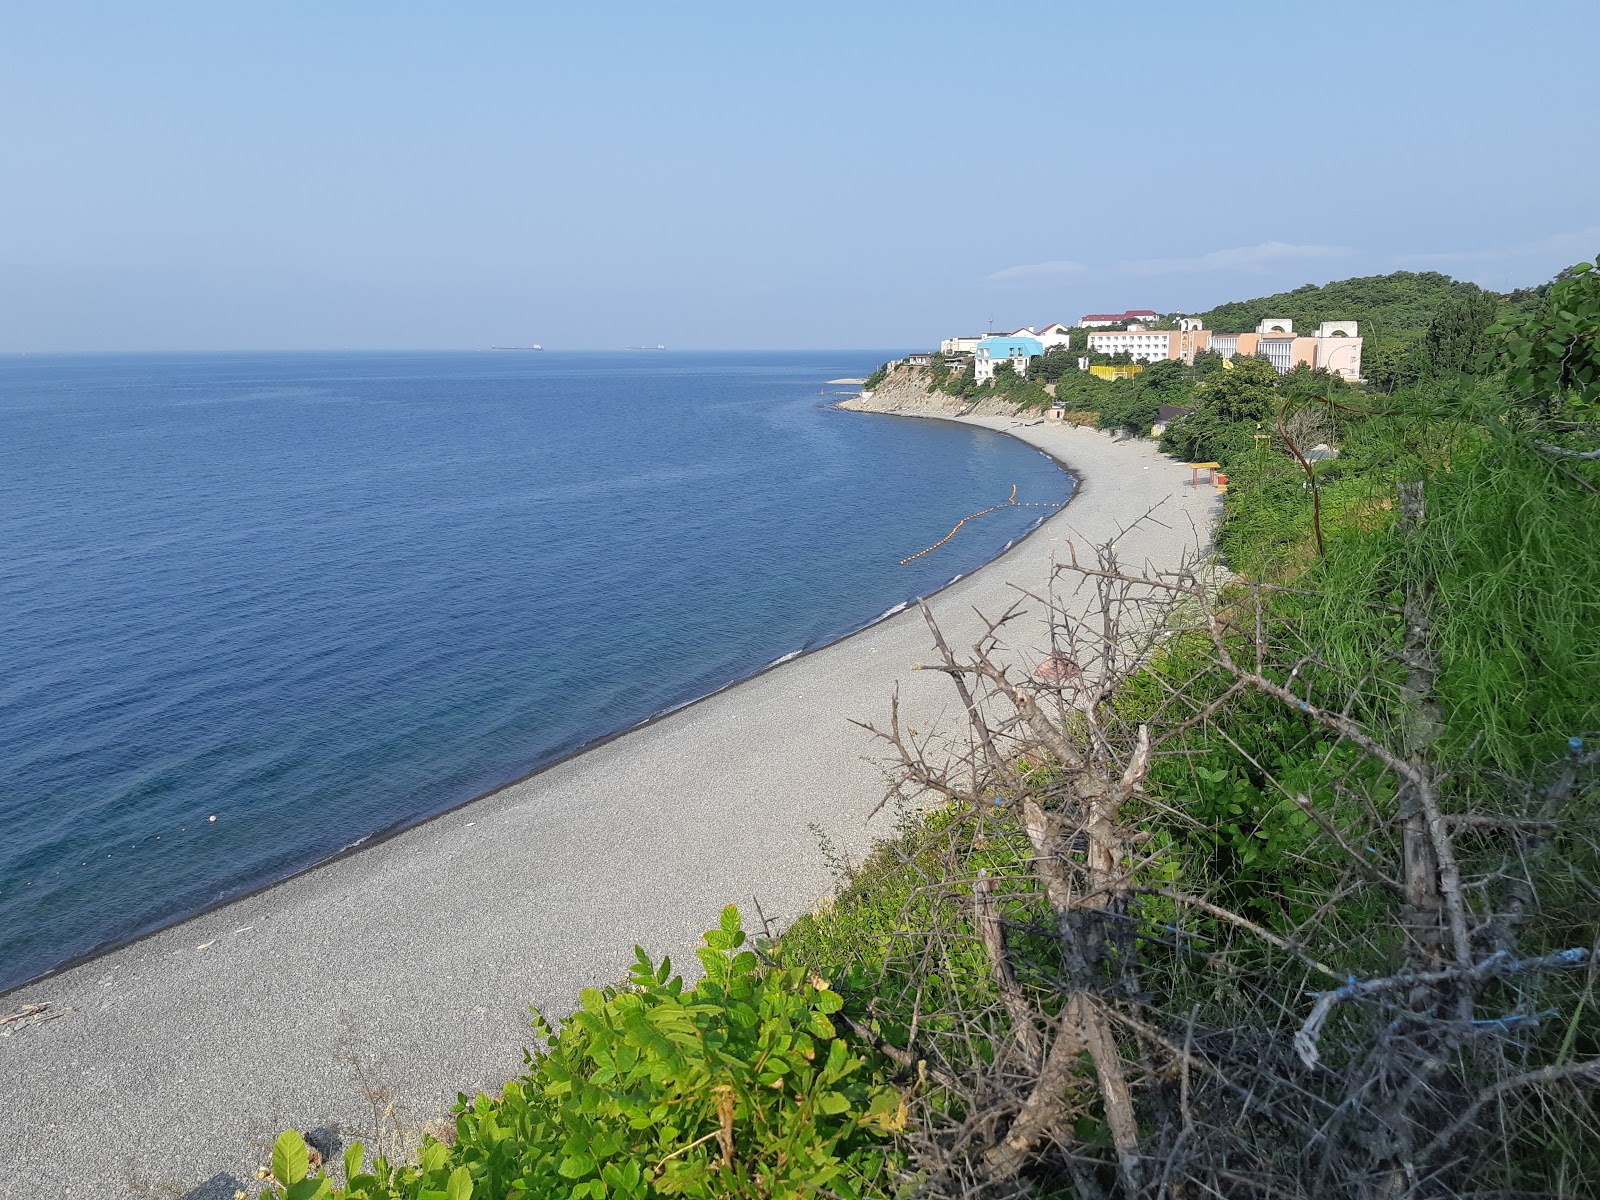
[0,414,1218,1200]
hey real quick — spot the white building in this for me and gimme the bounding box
[1087,328,1181,363]
[974,334,1044,383]
[1257,334,1298,375]
[1036,322,1073,350]
[940,335,983,355]
[1208,321,1362,380]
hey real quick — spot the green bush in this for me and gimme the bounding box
[263,908,905,1200]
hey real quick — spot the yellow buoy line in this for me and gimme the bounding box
[898,484,1066,565]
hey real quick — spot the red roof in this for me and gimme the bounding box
[1081,309,1159,323]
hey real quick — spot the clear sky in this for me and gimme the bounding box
[4,0,1597,351]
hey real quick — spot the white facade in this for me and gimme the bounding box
[1316,333,1363,381]
[1256,318,1294,334]
[974,337,1043,383]
[1258,336,1297,374]
[1086,329,1178,363]
[1036,322,1073,350]
[940,335,982,355]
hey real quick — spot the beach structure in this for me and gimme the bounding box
[1089,364,1143,381]
[1152,404,1194,435]
[974,333,1044,383]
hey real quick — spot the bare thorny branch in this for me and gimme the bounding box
[834,516,1600,1198]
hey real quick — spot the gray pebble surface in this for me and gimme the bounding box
[0,411,1218,1199]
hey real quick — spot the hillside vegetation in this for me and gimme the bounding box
[256,259,1600,1200]
[1195,270,1485,336]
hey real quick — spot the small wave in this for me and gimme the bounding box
[873,601,909,623]
[765,649,804,669]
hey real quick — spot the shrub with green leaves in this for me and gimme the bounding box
[262,907,905,1200]
[1484,252,1600,417]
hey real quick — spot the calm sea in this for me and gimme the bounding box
[0,351,1073,990]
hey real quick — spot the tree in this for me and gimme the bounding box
[1191,349,1227,379]
[1484,252,1600,418]
[1422,286,1500,377]
[1365,337,1426,394]
[1028,347,1079,384]
[1193,355,1279,424]
[1157,356,1280,462]
[1197,270,1484,338]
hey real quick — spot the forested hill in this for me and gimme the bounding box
[1196,271,1488,336]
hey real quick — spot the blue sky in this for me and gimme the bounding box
[3,1,1597,351]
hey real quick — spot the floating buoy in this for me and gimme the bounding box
[899,484,1064,564]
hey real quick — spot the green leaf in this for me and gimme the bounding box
[720,904,741,936]
[817,1091,851,1115]
[286,1180,330,1200]
[273,1130,310,1188]
[343,1141,364,1182]
[421,1141,450,1173]
[559,1153,596,1179]
[446,1165,474,1200]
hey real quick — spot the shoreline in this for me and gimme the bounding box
[0,409,1077,1001]
[0,406,1219,1200]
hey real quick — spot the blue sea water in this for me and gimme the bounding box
[0,351,1073,991]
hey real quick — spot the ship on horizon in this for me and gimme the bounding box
[490,343,543,351]
[624,344,667,351]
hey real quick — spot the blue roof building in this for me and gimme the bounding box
[974,334,1044,383]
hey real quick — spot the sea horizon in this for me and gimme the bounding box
[0,349,1074,991]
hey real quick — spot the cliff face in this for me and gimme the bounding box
[836,364,1023,418]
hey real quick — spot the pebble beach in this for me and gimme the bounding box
[0,403,1219,1200]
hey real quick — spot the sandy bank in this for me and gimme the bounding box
[0,406,1219,1200]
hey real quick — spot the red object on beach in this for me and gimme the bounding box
[1033,651,1080,685]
